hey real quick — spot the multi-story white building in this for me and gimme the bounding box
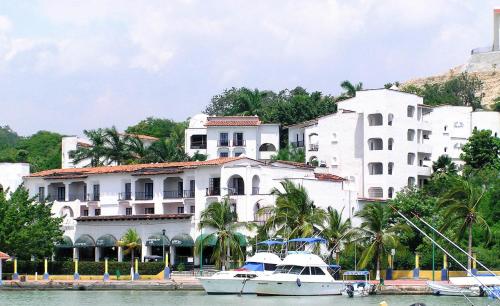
[185,114,280,160]
[0,162,30,197]
[23,157,354,265]
[62,134,159,169]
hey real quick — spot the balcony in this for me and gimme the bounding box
[48,193,66,202]
[291,141,305,148]
[190,141,207,149]
[309,143,319,151]
[68,193,86,201]
[228,188,244,196]
[418,166,431,176]
[118,192,132,201]
[252,187,260,195]
[206,188,220,196]
[232,139,246,147]
[217,140,230,147]
[135,192,154,200]
[163,190,183,199]
[86,193,100,201]
[183,190,195,198]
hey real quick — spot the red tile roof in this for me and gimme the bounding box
[121,133,159,141]
[28,157,245,178]
[75,214,192,222]
[0,251,10,260]
[205,116,261,127]
[270,160,314,169]
[77,142,92,148]
[314,173,346,182]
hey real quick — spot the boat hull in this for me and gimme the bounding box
[199,277,258,294]
[255,280,344,296]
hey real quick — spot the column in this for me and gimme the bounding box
[131,179,136,201]
[471,252,478,275]
[64,183,70,202]
[103,257,109,281]
[95,247,100,262]
[73,248,79,260]
[118,247,123,262]
[441,254,448,281]
[153,177,164,214]
[413,253,420,279]
[43,258,49,280]
[141,243,147,262]
[12,258,19,280]
[170,247,176,266]
[74,259,80,280]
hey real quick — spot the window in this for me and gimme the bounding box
[388,187,394,199]
[124,183,131,200]
[408,177,416,187]
[264,263,277,271]
[368,113,383,126]
[38,187,45,202]
[234,152,243,157]
[145,182,154,199]
[83,209,89,216]
[407,129,415,141]
[208,177,221,196]
[233,132,244,146]
[125,207,132,216]
[57,186,65,201]
[94,208,101,216]
[388,162,394,175]
[219,133,229,146]
[407,105,415,117]
[368,163,383,175]
[407,153,415,165]
[259,143,277,151]
[368,187,383,198]
[289,266,304,275]
[367,138,383,150]
[388,138,394,150]
[444,147,447,153]
[300,267,310,275]
[145,207,154,214]
[388,113,394,126]
[190,134,207,149]
[190,206,195,214]
[311,267,325,275]
[177,206,184,214]
[454,121,463,128]
[93,184,100,201]
[219,151,229,158]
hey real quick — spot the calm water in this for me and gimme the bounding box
[0,291,496,306]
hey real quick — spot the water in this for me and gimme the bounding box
[0,291,495,306]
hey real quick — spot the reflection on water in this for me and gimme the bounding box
[0,290,494,306]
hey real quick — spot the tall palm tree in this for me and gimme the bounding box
[438,178,491,271]
[340,80,363,99]
[195,199,244,270]
[127,136,148,163]
[259,180,325,239]
[103,127,131,165]
[71,129,107,167]
[432,155,457,174]
[119,228,142,269]
[355,202,409,280]
[322,207,354,264]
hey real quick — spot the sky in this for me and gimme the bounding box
[0,0,497,136]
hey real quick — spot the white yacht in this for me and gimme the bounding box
[198,251,282,294]
[254,252,344,296]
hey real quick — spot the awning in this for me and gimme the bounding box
[235,232,247,247]
[55,236,73,249]
[0,251,10,260]
[145,234,170,247]
[74,234,95,248]
[170,233,194,247]
[96,234,117,247]
[195,233,217,247]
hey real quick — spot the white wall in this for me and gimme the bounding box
[0,163,30,196]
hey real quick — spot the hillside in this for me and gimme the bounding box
[404,66,500,109]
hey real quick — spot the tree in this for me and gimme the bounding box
[322,207,354,264]
[494,97,500,111]
[432,155,457,175]
[125,117,182,138]
[195,199,245,270]
[0,187,63,259]
[16,131,62,172]
[271,146,305,163]
[355,202,409,280]
[259,180,325,238]
[119,228,142,268]
[339,80,363,99]
[438,177,491,271]
[460,129,500,172]
[126,136,149,163]
[103,127,132,165]
[71,129,108,167]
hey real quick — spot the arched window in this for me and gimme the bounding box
[388,138,394,150]
[387,113,394,126]
[407,106,415,117]
[368,163,383,175]
[228,175,245,195]
[388,187,394,198]
[252,175,260,195]
[368,138,383,150]
[368,113,383,126]
[259,143,277,152]
[388,162,394,175]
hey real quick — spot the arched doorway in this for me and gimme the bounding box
[227,175,244,195]
[251,175,260,195]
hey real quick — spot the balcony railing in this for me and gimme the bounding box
[68,193,86,201]
[48,194,66,202]
[232,139,246,147]
[206,188,220,196]
[190,142,207,149]
[183,190,195,198]
[86,193,100,201]
[135,192,154,200]
[164,190,183,199]
[291,141,304,148]
[217,140,230,147]
[252,187,259,195]
[309,143,319,151]
[228,188,244,196]
[118,192,132,201]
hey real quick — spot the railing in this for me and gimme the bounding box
[164,190,183,199]
[206,188,220,196]
[118,192,132,201]
[217,140,229,147]
[87,193,100,201]
[190,142,207,149]
[309,143,319,151]
[135,192,154,200]
[254,212,271,224]
[68,193,86,201]
[183,190,195,198]
[48,194,66,202]
[291,141,304,148]
[232,139,246,147]
[227,188,244,196]
[471,46,496,55]
[252,187,259,195]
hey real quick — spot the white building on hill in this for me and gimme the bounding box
[185,114,280,160]
[23,157,354,265]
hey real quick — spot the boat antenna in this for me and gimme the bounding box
[388,204,500,300]
[413,212,500,281]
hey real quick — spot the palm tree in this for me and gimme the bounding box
[71,129,107,167]
[103,127,131,165]
[438,178,491,271]
[126,136,149,163]
[119,228,142,270]
[355,202,409,280]
[195,199,244,270]
[322,207,354,264]
[432,155,457,174]
[259,180,325,239]
[235,88,266,116]
[339,80,363,99]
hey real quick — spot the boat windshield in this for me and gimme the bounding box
[288,266,304,275]
[273,265,308,275]
[273,265,293,274]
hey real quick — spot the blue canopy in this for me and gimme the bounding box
[257,240,284,246]
[288,237,326,244]
[343,270,369,276]
[241,262,264,271]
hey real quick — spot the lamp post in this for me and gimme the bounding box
[200,224,203,276]
[162,229,170,280]
[162,229,166,263]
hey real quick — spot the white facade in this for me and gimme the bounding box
[24,157,352,264]
[185,114,280,160]
[0,162,30,196]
